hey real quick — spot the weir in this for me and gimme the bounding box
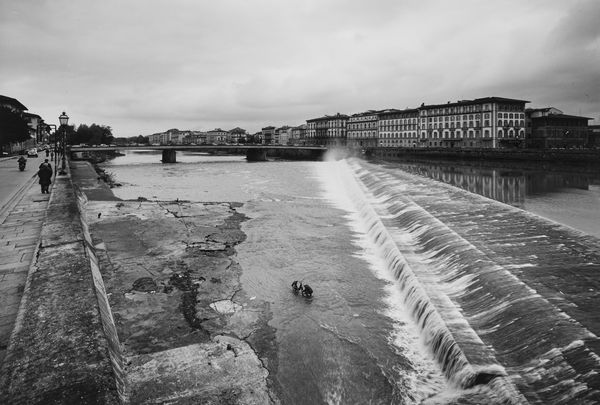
[333,158,600,403]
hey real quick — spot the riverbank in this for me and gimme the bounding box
[72,160,278,403]
[1,160,278,404]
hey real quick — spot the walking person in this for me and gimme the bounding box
[37,162,52,194]
[39,158,52,171]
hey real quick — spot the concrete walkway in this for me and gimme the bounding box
[0,163,120,404]
[0,173,49,364]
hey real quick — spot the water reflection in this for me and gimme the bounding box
[388,161,599,209]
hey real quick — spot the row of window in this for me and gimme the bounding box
[307,127,525,138]
[348,131,377,138]
[420,104,524,117]
[348,123,377,130]
[311,113,526,131]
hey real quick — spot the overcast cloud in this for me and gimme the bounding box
[1,0,598,137]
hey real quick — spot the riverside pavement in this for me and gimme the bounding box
[0,154,48,365]
[0,159,120,404]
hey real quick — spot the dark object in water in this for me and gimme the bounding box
[301,284,313,297]
[292,280,313,297]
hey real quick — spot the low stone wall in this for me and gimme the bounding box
[0,170,120,403]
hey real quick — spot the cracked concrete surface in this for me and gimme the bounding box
[83,199,277,404]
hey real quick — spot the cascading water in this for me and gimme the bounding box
[319,157,600,404]
[319,159,523,403]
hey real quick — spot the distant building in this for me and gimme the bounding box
[526,108,591,148]
[23,112,45,143]
[419,97,528,149]
[347,110,379,148]
[261,126,276,144]
[147,128,191,145]
[306,113,348,147]
[205,128,229,144]
[275,126,291,145]
[0,95,40,152]
[291,124,307,145]
[184,131,207,145]
[377,108,420,148]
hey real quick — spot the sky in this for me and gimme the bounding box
[1,0,599,137]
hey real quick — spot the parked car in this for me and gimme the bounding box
[27,148,38,157]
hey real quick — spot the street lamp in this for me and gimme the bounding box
[58,112,69,175]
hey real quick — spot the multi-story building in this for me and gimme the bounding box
[147,129,192,145]
[305,120,317,145]
[306,113,348,147]
[183,131,207,145]
[377,108,420,148]
[205,128,229,144]
[0,95,39,152]
[261,126,275,144]
[291,124,307,145]
[419,97,528,148]
[275,126,292,145]
[347,110,379,148]
[526,108,591,148]
[23,112,45,143]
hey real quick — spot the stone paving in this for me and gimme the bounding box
[0,176,50,364]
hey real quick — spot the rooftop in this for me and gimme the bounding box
[0,94,28,111]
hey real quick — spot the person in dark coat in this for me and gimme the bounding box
[38,164,52,194]
[39,158,52,171]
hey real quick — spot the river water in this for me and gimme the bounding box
[101,151,600,404]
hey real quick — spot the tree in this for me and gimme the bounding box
[71,123,114,145]
[0,107,30,150]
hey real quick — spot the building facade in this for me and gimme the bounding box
[419,97,528,149]
[274,126,293,145]
[377,108,420,148]
[183,131,207,145]
[205,128,229,144]
[306,113,348,147]
[347,111,379,148]
[261,126,276,144]
[291,124,307,145]
[526,109,591,148]
[147,129,192,145]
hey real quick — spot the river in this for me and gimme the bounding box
[101,150,600,404]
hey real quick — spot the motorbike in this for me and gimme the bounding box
[18,159,26,171]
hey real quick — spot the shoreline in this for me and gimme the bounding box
[70,160,279,403]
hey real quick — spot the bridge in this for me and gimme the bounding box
[69,145,328,163]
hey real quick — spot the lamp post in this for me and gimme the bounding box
[58,112,69,175]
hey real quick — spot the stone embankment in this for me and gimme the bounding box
[0,160,278,404]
